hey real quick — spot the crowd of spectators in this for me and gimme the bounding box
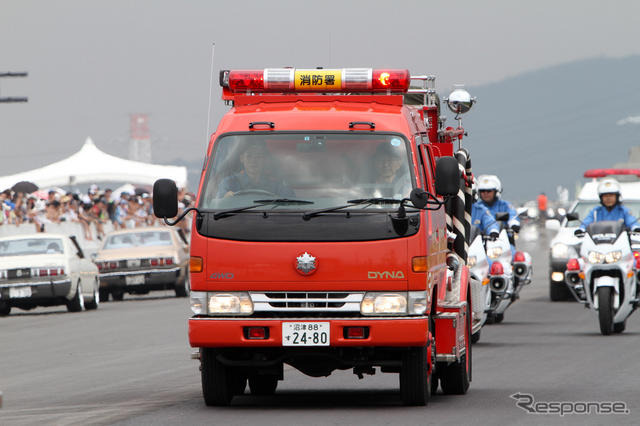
[0,184,194,241]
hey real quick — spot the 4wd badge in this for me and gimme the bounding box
[295,252,317,276]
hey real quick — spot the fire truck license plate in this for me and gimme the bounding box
[282,322,330,346]
[125,275,145,285]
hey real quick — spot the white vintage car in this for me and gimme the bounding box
[0,233,99,315]
[94,227,190,301]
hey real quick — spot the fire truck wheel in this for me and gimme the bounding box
[400,346,431,406]
[201,348,243,406]
[112,290,124,301]
[494,313,504,323]
[549,281,570,301]
[175,275,189,298]
[99,288,110,302]
[0,302,10,316]
[248,375,278,396]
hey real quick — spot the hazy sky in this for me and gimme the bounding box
[2,0,640,176]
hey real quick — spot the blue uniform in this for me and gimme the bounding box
[579,204,639,231]
[478,199,520,228]
[471,202,499,235]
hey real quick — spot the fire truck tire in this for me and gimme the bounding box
[175,275,189,298]
[99,288,110,302]
[66,283,84,312]
[400,346,431,406]
[495,313,504,323]
[0,302,10,316]
[112,290,124,301]
[201,348,244,406]
[441,303,471,395]
[597,287,614,335]
[549,281,570,301]
[248,375,278,395]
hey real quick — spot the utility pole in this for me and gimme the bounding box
[0,72,28,103]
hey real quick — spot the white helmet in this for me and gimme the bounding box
[476,174,502,197]
[597,178,621,197]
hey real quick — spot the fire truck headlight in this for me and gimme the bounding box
[361,293,407,315]
[207,292,253,315]
[190,291,207,315]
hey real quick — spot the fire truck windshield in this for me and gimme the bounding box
[200,133,414,212]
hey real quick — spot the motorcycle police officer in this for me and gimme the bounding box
[476,174,520,241]
[575,178,639,235]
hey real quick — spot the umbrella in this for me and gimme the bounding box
[11,181,38,194]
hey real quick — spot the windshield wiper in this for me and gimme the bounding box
[253,198,315,205]
[302,197,404,220]
[213,199,315,220]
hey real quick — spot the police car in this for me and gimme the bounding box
[546,169,640,301]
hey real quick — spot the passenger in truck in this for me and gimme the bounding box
[367,140,411,198]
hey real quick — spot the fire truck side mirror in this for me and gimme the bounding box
[410,188,428,209]
[153,179,178,218]
[435,157,461,196]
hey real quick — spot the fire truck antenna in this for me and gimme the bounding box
[205,42,216,142]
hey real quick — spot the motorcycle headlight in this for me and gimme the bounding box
[587,251,605,264]
[467,256,477,268]
[361,292,407,315]
[605,250,622,264]
[551,243,569,259]
[487,247,503,259]
[207,292,253,315]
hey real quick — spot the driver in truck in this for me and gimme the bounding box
[216,141,294,198]
[575,178,639,236]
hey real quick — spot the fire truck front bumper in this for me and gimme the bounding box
[189,317,429,348]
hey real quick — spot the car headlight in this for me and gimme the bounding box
[361,292,407,315]
[487,247,503,259]
[551,243,569,259]
[204,292,253,315]
[587,251,605,264]
[605,250,622,264]
[467,256,477,268]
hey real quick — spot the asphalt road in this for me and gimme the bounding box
[1,225,640,426]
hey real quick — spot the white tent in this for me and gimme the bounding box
[0,137,188,190]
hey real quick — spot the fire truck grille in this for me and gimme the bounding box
[251,292,364,312]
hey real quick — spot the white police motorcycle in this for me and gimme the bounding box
[484,213,533,324]
[567,221,640,335]
[467,226,491,343]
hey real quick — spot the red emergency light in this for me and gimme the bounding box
[490,262,504,276]
[566,258,580,271]
[583,169,640,178]
[222,68,410,93]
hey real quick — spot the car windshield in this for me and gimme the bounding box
[104,231,172,249]
[0,238,64,256]
[566,200,640,227]
[199,133,414,211]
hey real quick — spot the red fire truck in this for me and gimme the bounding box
[153,68,477,406]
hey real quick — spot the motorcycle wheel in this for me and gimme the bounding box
[597,287,614,335]
[613,320,626,334]
[495,313,504,323]
[471,330,481,344]
[549,281,570,301]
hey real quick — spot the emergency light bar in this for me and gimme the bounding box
[584,169,640,178]
[220,68,410,93]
